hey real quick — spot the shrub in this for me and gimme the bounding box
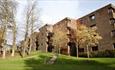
[91,50,115,58]
[79,53,87,57]
[79,50,115,58]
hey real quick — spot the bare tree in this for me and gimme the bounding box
[0,0,17,58]
[22,0,39,56]
[28,0,39,54]
[10,1,17,57]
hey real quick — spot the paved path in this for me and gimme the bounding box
[46,55,57,64]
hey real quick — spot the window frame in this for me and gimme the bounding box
[89,14,96,21]
[92,45,98,51]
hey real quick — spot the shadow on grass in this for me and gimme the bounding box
[24,55,115,70]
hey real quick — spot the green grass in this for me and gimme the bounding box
[0,51,115,70]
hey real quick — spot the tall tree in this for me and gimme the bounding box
[10,0,17,57]
[22,0,39,56]
[0,0,17,58]
[28,0,39,54]
[74,24,102,58]
[52,29,68,55]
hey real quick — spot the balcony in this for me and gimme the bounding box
[108,7,115,19]
[90,24,97,30]
[111,30,115,37]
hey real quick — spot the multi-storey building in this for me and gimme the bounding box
[38,24,53,52]
[77,4,115,52]
[53,17,77,56]
[37,18,78,56]
[37,4,115,56]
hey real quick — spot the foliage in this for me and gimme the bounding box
[74,24,102,58]
[91,50,115,58]
[21,0,39,57]
[52,29,68,53]
[0,0,17,58]
[75,24,102,46]
[79,50,115,58]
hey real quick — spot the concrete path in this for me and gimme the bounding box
[46,55,57,64]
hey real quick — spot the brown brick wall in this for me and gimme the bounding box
[77,4,115,51]
[37,4,115,55]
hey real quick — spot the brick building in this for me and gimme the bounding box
[53,17,77,55]
[37,4,115,56]
[37,24,53,52]
[77,4,115,52]
[37,18,78,56]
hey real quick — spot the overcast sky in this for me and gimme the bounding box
[7,0,115,44]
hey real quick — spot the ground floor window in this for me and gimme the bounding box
[79,48,84,52]
[92,46,98,51]
[113,43,115,49]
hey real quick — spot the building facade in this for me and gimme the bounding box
[77,4,115,52]
[53,17,77,55]
[38,24,53,52]
[37,4,115,56]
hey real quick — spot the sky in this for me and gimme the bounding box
[16,0,115,25]
[7,0,115,44]
[37,0,115,25]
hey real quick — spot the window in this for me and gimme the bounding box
[92,46,98,51]
[67,34,71,39]
[108,7,115,14]
[67,27,71,30]
[113,43,115,49]
[79,48,84,52]
[110,18,115,25]
[111,30,115,37]
[48,32,54,37]
[108,8,113,14]
[79,19,84,24]
[90,24,97,30]
[90,24,96,27]
[89,15,95,20]
[41,43,43,46]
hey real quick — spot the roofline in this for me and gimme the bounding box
[78,3,113,19]
[53,17,75,27]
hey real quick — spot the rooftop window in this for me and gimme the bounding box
[89,15,95,21]
[108,7,115,14]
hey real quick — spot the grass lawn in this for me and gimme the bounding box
[0,51,115,70]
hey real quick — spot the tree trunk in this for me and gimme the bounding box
[28,38,32,55]
[76,43,79,58]
[11,49,15,56]
[46,45,48,53]
[2,48,6,59]
[22,39,28,57]
[2,26,7,59]
[11,25,16,56]
[86,45,90,58]
[28,45,32,55]
[11,38,16,57]
[59,47,61,55]
[67,46,70,56]
[22,47,26,57]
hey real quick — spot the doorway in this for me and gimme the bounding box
[68,42,77,56]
